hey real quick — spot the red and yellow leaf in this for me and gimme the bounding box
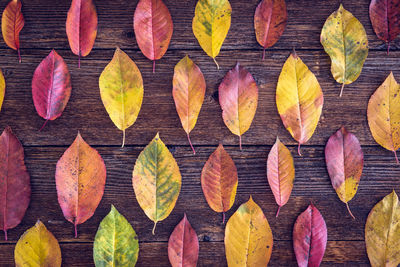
[55,132,106,238]
[254,0,287,59]
[276,53,323,155]
[168,214,199,267]
[172,55,206,154]
[219,63,258,149]
[267,137,295,217]
[0,68,5,111]
[133,0,173,73]
[325,127,363,219]
[367,72,400,163]
[0,127,30,240]
[66,0,98,67]
[1,0,24,62]
[293,204,327,267]
[32,50,72,130]
[201,144,238,222]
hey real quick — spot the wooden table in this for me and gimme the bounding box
[0,0,398,266]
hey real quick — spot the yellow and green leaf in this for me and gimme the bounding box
[225,196,273,266]
[93,205,139,267]
[132,133,181,235]
[99,47,144,147]
[192,0,231,69]
[321,4,368,97]
[14,221,62,267]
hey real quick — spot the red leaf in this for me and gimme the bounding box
[1,0,24,62]
[369,0,400,54]
[133,0,173,73]
[66,0,98,68]
[168,214,199,267]
[32,50,72,130]
[0,127,30,240]
[293,204,327,267]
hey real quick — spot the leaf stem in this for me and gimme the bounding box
[152,221,157,235]
[4,229,7,241]
[74,223,78,238]
[339,83,345,97]
[395,150,399,164]
[276,206,281,217]
[187,133,196,155]
[346,202,355,220]
[298,143,302,156]
[39,120,49,131]
[262,48,266,60]
[213,57,220,70]
[17,48,21,63]
[239,135,242,150]
[153,60,156,73]
[222,212,226,224]
[122,130,126,148]
[78,53,81,69]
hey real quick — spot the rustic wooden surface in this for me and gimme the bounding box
[0,0,399,266]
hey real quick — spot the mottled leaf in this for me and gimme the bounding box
[225,196,273,266]
[0,68,4,111]
[325,127,363,219]
[132,133,181,235]
[219,63,258,149]
[201,144,238,222]
[367,72,400,163]
[66,0,98,67]
[93,205,139,267]
[293,204,327,267]
[254,0,287,59]
[0,127,30,240]
[1,0,24,62]
[321,4,368,97]
[267,137,295,217]
[134,0,173,73]
[99,48,144,147]
[32,50,72,130]
[365,191,400,267]
[55,132,106,238]
[172,55,206,154]
[168,214,199,267]
[276,53,323,155]
[192,0,231,69]
[14,220,61,267]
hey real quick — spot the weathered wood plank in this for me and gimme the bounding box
[0,49,398,147]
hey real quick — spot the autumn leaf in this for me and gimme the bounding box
[32,50,72,130]
[0,127,30,241]
[276,53,323,155]
[55,132,106,238]
[0,68,5,111]
[225,196,273,266]
[365,191,400,267]
[99,48,144,147]
[219,63,258,149]
[321,4,368,97]
[293,204,327,267]
[93,205,139,267]
[192,0,231,69]
[66,0,98,68]
[172,55,206,154]
[134,0,173,73]
[254,0,287,59]
[1,0,24,62]
[132,133,181,235]
[325,127,363,219]
[14,220,62,267]
[267,137,295,217]
[367,72,400,163]
[168,214,199,267]
[370,0,400,54]
[201,144,238,223]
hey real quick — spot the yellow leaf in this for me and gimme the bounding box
[368,72,400,164]
[14,220,62,267]
[276,53,323,155]
[365,191,400,267]
[321,4,368,97]
[225,196,273,266]
[99,47,144,147]
[0,69,4,111]
[132,133,181,235]
[192,0,231,69]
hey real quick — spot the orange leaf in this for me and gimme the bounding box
[55,132,106,238]
[133,0,173,73]
[1,0,24,62]
[66,0,98,68]
[267,137,295,217]
[219,63,258,149]
[201,144,238,223]
[172,55,206,154]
